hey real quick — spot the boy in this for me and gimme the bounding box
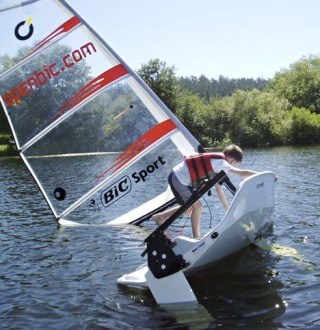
[152,144,258,238]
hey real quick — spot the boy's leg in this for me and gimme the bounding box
[152,172,193,225]
[191,200,203,238]
[152,205,180,225]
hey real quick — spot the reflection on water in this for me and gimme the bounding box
[189,247,285,329]
[1,147,320,329]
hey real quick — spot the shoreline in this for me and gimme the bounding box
[0,145,17,157]
[0,133,17,157]
[1,143,319,158]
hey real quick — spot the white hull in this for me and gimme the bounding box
[118,172,276,298]
[118,172,276,287]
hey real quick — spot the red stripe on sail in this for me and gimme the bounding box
[51,64,128,122]
[96,119,177,182]
[27,16,81,57]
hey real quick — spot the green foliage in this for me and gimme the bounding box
[160,56,320,147]
[227,90,291,147]
[0,103,10,134]
[137,58,180,111]
[179,74,268,100]
[0,54,15,73]
[193,95,234,147]
[179,75,215,101]
[269,55,320,114]
[202,90,290,147]
[176,89,291,148]
[0,133,16,156]
[175,91,211,144]
[290,107,320,145]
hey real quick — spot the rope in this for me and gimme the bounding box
[202,196,214,228]
[176,207,193,236]
[174,195,213,237]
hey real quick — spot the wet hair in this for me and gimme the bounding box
[223,144,243,163]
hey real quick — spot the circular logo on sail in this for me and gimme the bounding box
[15,17,34,40]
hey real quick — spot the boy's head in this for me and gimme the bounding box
[223,144,243,166]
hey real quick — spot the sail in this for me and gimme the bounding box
[0,0,201,225]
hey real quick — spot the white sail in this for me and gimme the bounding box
[0,0,201,225]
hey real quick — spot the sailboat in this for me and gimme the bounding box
[0,0,276,304]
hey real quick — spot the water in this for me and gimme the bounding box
[1,147,319,329]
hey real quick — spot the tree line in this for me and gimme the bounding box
[179,75,268,100]
[137,56,320,147]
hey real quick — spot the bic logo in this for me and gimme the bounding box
[15,17,34,41]
[99,156,166,208]
[101,176,132,208]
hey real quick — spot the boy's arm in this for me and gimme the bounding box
[229,168,258,178]
[215,184,229,211]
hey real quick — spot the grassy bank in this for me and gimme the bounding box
[0,134,17,157]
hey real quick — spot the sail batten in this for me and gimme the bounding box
[0,0,201,226]
[0,0,40,13]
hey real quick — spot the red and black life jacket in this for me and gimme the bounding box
[185,153,225,187]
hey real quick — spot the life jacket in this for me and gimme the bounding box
[185,153,225,187]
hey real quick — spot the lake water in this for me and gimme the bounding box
[1,147,319,329]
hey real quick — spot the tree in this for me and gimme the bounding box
[176,89,291,148]
[0,103,10,134]
[175,91,210,145]
[179,75,215,101]
[179,74,268,100]
[290,107,320,145]
[0,55,15,136]
[269,55,320,114]
[137,58,180,112]
[204,90,291,147]
[228,90,291,147]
